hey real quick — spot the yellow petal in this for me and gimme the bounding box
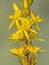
[29,29,38,34]
[40,50,47,53]
[35,23,40,31]
[8,15,14,19]
[23,30,29,40]
[36,14,40,19]
[15,20,20,29]
[13,2,18,11]
[8,41,16,45]
[28,45,33,52]
[13,30,22,36]
[38,38,45,42]
[19,47,24,54]
[31,12,35,17]
[10,48,18,55]
[36,19,43,22]
[28,21,34,28]
[24,0,29,9]
[31,12,36,21]
[8,34,19,40]
[8,20,15,30]
[33,46,40,53]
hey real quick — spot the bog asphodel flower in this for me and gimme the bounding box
[10,47,25,57]
[8,31,24,41]
[9,17,38,41]
[8,1,46,65]
[8,2,38,41]
[30,12,43,31]
[8,2,21,30]
[26,45,46,57]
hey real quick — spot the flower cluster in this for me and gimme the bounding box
[8,1,46,65]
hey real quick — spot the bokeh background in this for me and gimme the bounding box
[0,0,49,65]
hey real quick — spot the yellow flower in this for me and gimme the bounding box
[8,2,21,30]
[26,45,46,57]
[8,31,24,41]
[10,47,25,57]
[8,3,38,41]
[9,17,38,41]
[8,1,46,65]
[30,12,43,31]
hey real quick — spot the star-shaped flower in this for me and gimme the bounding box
[30,12,43,31]
[25,45,46,57]
[8,2,21,30]
[10,47,25,57]
[9,17,38,41]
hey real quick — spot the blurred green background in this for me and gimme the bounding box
[0,0,49,65]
